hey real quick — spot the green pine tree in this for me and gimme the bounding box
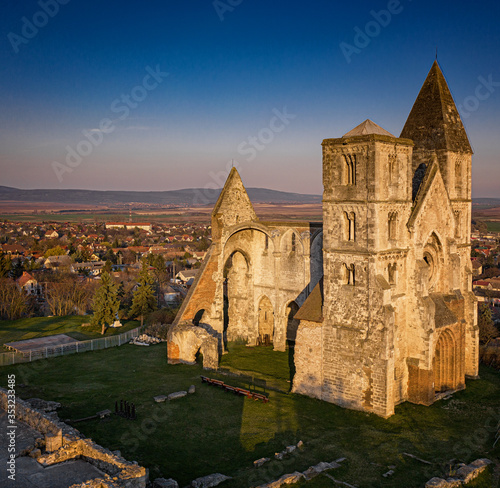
[0,254,12,278]
[478,303,499,344]
[91,272,120,335]
[130,260,157,327]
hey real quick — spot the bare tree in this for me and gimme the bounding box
[0,278,30,320]
[45,274,96,316]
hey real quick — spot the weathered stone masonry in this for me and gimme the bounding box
[170,61,479,418]
[0,387,148,488]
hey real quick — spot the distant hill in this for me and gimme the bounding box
[0,186,322,206]
[472,198,500,206]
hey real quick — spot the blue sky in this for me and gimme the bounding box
[1,0,499,196]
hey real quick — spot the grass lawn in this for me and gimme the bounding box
[0,315,140,348]
[486,221,500,233]
[1,343,499,487]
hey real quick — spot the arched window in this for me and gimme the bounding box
[454,210,461,238]
[349,212,355,241]
[291,233,296,252]
[264,234,269,251]
[343,263,355,285]
[388,212,398,240]
[388,262,397,285]
[343,212,356,241]
[388,153,397,182]
[455,159,462,194]
[343,154,356,185]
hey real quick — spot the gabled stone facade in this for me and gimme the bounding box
[173,168,323,352]
[170,61,478,417]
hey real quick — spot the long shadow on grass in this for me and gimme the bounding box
[2,344,500,488]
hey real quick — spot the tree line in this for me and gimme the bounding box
[0,258,161,332]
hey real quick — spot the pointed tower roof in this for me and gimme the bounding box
[211,167,257,239]
[343,119,395,138]
[400,61,472,153]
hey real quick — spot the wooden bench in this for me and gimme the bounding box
[200,376,269,403]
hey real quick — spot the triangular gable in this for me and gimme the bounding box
[295,278,323,323]
[407,161,455,238]
[211,168,257,238]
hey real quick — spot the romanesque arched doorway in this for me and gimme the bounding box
[258,296,274,345]
[433,329,458,393]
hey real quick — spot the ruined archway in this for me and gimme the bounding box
[258,296,274,345]
[193,308,206,326]
[433,329,458,393]
[224,251,251,343]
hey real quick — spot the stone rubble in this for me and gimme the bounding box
[303,461,341,480]
[273,440,304,461]
[188,385,196,394]
[26,398,61,412]
[129,334,161,346]
[257,457,345,487]
[0,387,148,488]
[257,471,305,488]
[425,478,462,488]
[254,457,270,467]
[424,458,492,488]
[455,458,492,483]
[168,391,187,401]
[28,448,42,459]
[190,473,232,487]
[153,478,179,488]
[154,395,168,403]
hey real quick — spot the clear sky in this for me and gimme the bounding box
[1,0,499,196]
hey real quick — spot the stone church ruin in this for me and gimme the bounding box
[168,61,479,417]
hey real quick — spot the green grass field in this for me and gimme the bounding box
[1,342,498,487]
[486,221,500,233]
[0,315,140,348]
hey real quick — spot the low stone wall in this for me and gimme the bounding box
[0,387,148,488]
[0,387,70,437]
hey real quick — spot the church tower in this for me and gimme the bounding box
[401,61,477,379]
[401,61,473,254]
[294,61,478,417]
[320,120,414,417]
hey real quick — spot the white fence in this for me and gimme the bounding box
[0,327,141,367]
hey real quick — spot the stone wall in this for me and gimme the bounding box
[170,63,478,418]
[292,320,323,398]
[0,387,148,488]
